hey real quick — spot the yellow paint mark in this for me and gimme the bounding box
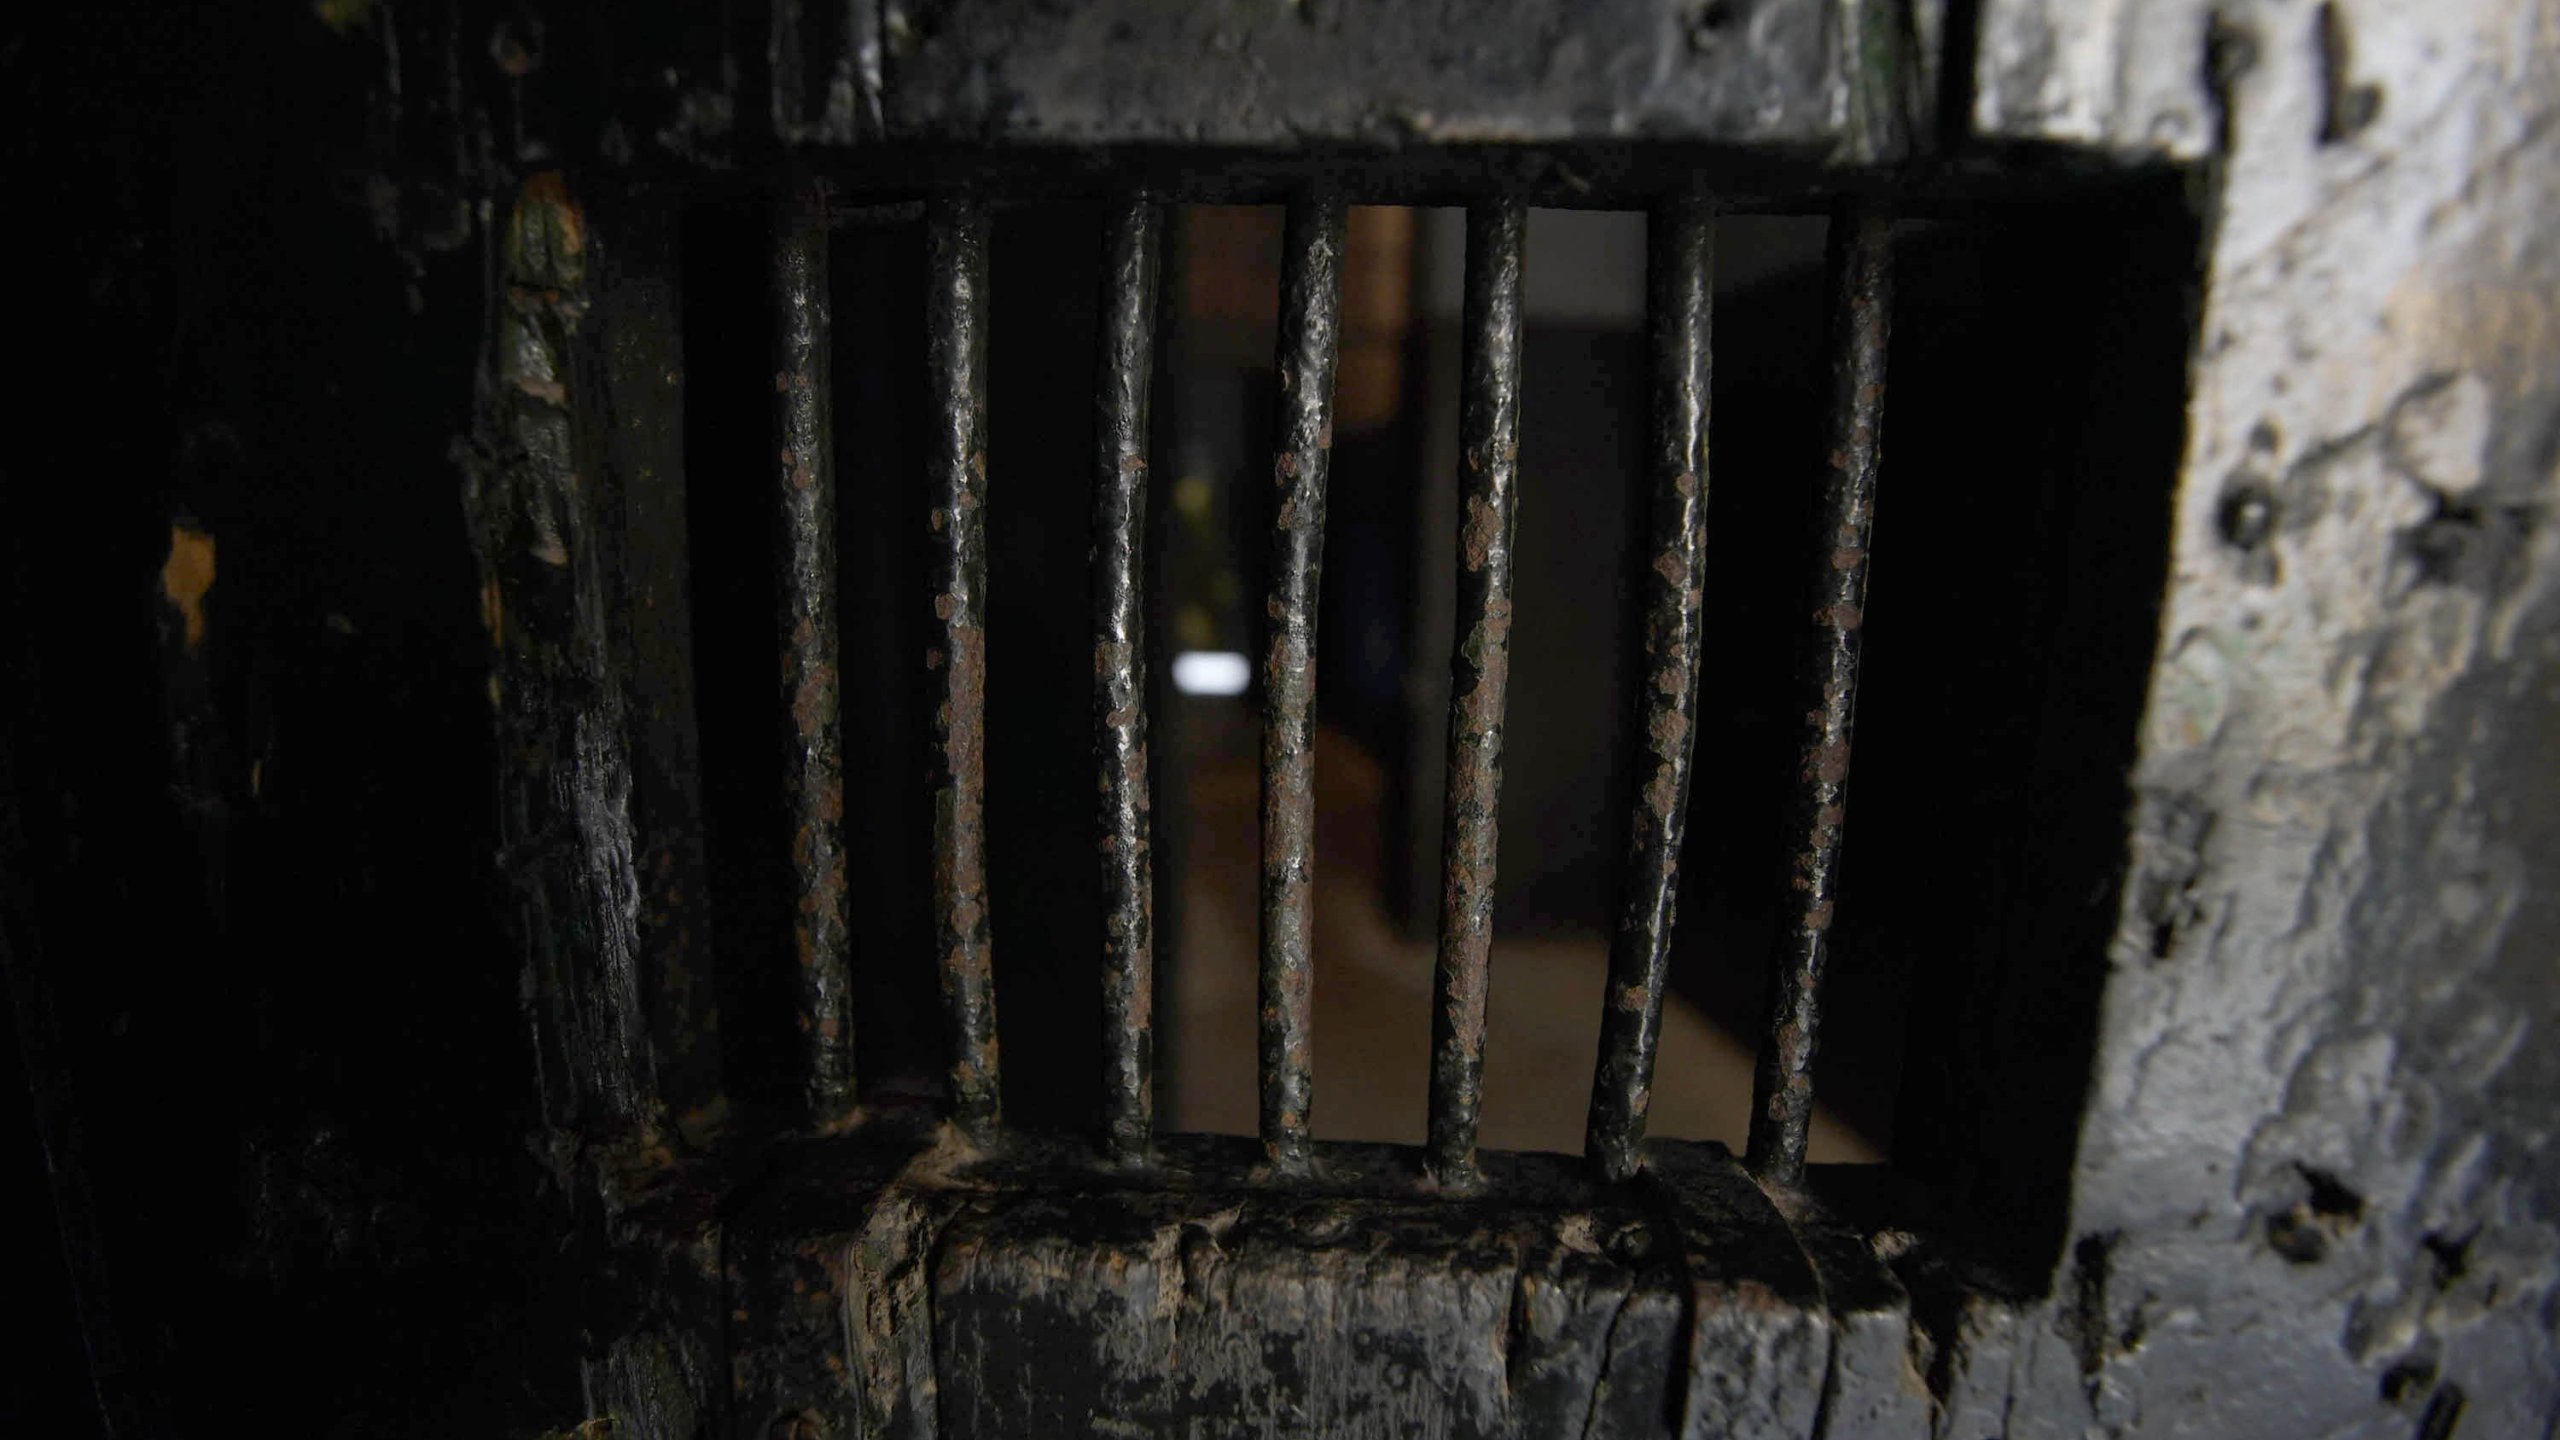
[161,523,216,650]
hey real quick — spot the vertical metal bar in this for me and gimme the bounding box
[1095,197,1164,1164]
[1426,200,1527,1187]
[927,195,1001,1138]
[1259,193,1347,1174]
[1587,196,1714,1184]
[1747,209,1893,1187]
[775,180,856,1121]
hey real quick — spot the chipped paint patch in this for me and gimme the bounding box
[161,522,216,649]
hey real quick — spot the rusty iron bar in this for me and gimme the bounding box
[927,195,1001,1138]
[1746,209,1893,1187]
[1587,196,1714,1184]
[1426,200,1527,1187]
[1095,197,1164,1164]
[1258,193,1346,1174]
[775,180,857,1121]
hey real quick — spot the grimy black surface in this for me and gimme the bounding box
[4,1,2555,1435]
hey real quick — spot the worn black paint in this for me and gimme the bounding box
[1259,193,1346,1175]
[927,196,1002,1139]
[1094,197,1163,1165]
[1587,197,1714,1185]
[720,1125,942,1436]
[930,1165,1684,1438]
[1645,1142,1833,1436]
[878,0,1891,160]
[775,180,856,1122]
[288,0,1940,191]
[1426,200,1526,1188]
[1747,209,1893,1187]
[1782,1167,1936,1436]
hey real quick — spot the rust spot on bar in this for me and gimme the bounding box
[1644,768,1681,823]
[1461,492,1501,573]
[1649,705,1689,753]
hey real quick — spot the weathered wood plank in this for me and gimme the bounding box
[931,1169,1684,1437]
[710,1135,1957,1440]
[464,172,663,1174]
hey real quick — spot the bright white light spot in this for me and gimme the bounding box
[1172,650,1252,697]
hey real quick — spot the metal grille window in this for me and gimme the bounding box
[532,162,2192,1437]
[399,5,2197,1428]
[722,185,1892,1172]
